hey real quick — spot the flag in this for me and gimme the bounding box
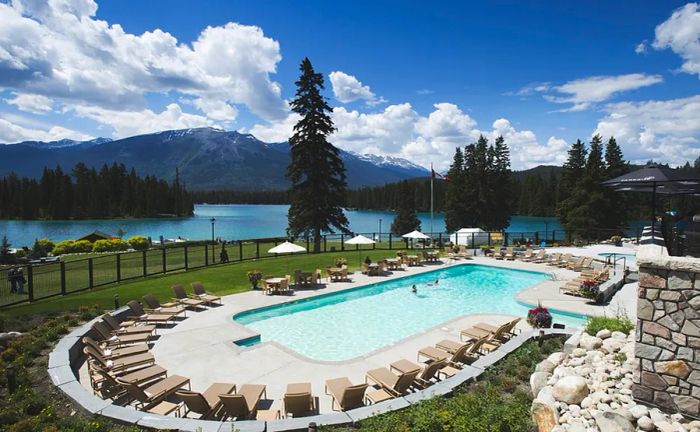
[431,168,448,181]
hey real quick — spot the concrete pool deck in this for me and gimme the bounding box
[78,255,636,416]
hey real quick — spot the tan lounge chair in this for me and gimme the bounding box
[82,336,148,359]
[117,375,190,410]
[365,367,420,397]
[391,358,449,388]
[126,300,177,325]
[556,253,574,268]
[176,382,236,419]
[101,314,156,336]
[219,384,267,420]
[324,377,368,411]
[504,247,516,260]
[171,284,205,309]
[284,382,316,418]
[191,282,222,305]
[546,253,562,266]
[418,335,489,365]
[573,257,594,271]
[566,256,585,270]
[92,321,152,346]
[518,249,533,261]
[142,294,187,317]
[531,249,547,263]
[91,364,167,399]
[84,345,155,372]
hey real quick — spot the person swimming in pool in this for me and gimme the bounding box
[427,279,439,286]
[411,284,417,294]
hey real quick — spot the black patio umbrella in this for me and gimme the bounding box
[602,164,700,239]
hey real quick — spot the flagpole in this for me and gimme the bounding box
[430,162,434,244]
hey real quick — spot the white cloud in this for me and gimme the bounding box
[329,71,385,106]
[0,0,287,135]
[652,3,700,77]
[71,103,214,137]
[594,95,700,165]
[248,113,300,143]
[635,41,648,54]
[416,89,434,95]
[543,74,663,111]
[0,116,92,143]
[5,93,53,113]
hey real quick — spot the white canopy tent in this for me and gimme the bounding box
[450,227,489,246]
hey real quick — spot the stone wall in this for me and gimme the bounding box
[634,244,700,417]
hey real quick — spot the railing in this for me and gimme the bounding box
[0,227,642,309]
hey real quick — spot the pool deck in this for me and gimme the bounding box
[79,255,636,415]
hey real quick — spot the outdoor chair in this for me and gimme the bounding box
[504,247,516,260]
[191,282,222,305]
[546,253,562,266]
[365,367,420,397]
[101,313,156,336]
[126,300,177,325]
[117,375,190,410]
[84,345,155,373]
[142,294,187,317]
[176,382,236,419]
[557,253,574,268]
[92,320,153,346]
[171,284,205,309]
[324,377,368,411]
[530,249,547,263]
[218,384,267,420]
[519,249,533,261]
[91,364,167,399]
[283,382,316,418]
[418,335,489,365]
[82,336,149,360]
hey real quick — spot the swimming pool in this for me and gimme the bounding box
[233,264,586,361]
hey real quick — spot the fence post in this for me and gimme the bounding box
[504,232,509,247]
[142,250,147,277]
[205,244,209,265]
[184,244,189,270]
[239,241,243,261]
[389,233,392,249]
[534,231,539,244]
[306,236,310,253]
[88,258,94,289]
[27,265,34,302]
[487,232,491,247]
[323,235,327,252]
[116,254,121,283]
[256,240,260,259]
[341,234,345,251]
[438,233,442,246]
[471,233,475,250]
[552,230,556,243]
[162,248,167,274]
[60,261,66,295]
[373,233,376,250]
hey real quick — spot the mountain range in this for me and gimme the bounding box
[0,127,430,190]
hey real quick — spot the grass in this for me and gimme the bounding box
[584,312,634,336]
[1,247,404,317]
[323,336,565,432]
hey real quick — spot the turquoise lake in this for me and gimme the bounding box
[0,204,563,246]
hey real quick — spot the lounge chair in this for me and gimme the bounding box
[365,367,420,397]
[92,321,152,346]
[91,364,167,399]
[444,247,459,260]
[84,345,155,373]
[142,294,187,317]
[504,247,516,260]
[574,257,594,271]
[418,335,489,365]
[471,317,522,342]
[546,253,562,266]
[283,382,316,418]
[101,314,156,336]
[82,336,149,359]
[176,382,236,419]
[191,282,222,305]
[391,358,449,388]
[171,284,205,309]
[117,375,190,410]
[531,249,547,263]
[556,253,574,268]
[518,249,533,261]
[218,384,267,420]
[126,300,177,325]
[566,256,585,271]
[324,377,368,411]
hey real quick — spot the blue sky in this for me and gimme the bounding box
[0,0,699,169]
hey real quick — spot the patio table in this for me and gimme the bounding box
[265,277,284,293]
[406,255,420,266]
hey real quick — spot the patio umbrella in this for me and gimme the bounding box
[402,230,430,249]
[344,234,376,267]
[602,164,700,238]
[268,241,306,273]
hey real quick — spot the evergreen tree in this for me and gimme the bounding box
[286,58,349,252]
[444,148,466,231]
[557,140,588,230]
[390,181,421,234]
[485,136,512,230]
[30,238,47,259]
[604,137,627,178]
[0,235,11,264]
[602,136,630,229]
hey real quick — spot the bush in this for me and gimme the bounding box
[126,235,149,251]
[51,240,75,255]
[36,239,55,253]
[585,313,634,336]
[92,239,130,253]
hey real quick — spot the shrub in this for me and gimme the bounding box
[127,235,149,251]
[71,240,93,253]
[36,239,55,253]
[92,239,130,253]
[51,240,75,255]
[585,312,634,336]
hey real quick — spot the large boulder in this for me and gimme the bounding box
[579,334,603,350]
[602,338,625,354]
[531,399,559,432]
[594,411,635,432]
[531,371,552,398]
[552,376,589,405]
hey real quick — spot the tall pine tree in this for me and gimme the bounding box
[444,148,466,231]
[390,181,421,235]
[287,58,349,252]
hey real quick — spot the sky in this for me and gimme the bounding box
[0,0,699,170]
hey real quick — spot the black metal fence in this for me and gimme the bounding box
[0,227,642,309]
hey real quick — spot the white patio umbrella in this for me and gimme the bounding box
[268,241,306,273]
[345,235,376,267]
[402,230,430,248]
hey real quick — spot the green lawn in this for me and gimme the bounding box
[0,247,400,317]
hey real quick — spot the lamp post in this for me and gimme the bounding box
[544,221,549,243]
[210,218,216,243]
[378,218,382,242]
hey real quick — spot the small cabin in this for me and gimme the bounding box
[77,230,116,243]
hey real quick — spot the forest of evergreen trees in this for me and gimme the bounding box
[0,163,193,219]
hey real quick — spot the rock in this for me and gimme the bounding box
[637,416,654,431]
[553,366,577,379]
[611,331,627,340]
[548,352,566,365]
[654,421,680,432]
[531,372,552,398]
[553,376,590,405]
[532,399,559,432]
[537,360,557,374]
[656,360,692,379]
[601,338,625,354]
[581,396,594,409]
[580,334,603,350]
[0,332,22,347]
[614,407,634,423]
[537,386,556,405]
[593,411,635,432]
[596,329,612,339]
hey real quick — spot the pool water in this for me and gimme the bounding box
[233,264,586,361]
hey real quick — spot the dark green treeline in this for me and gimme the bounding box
[0,163,193,219]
